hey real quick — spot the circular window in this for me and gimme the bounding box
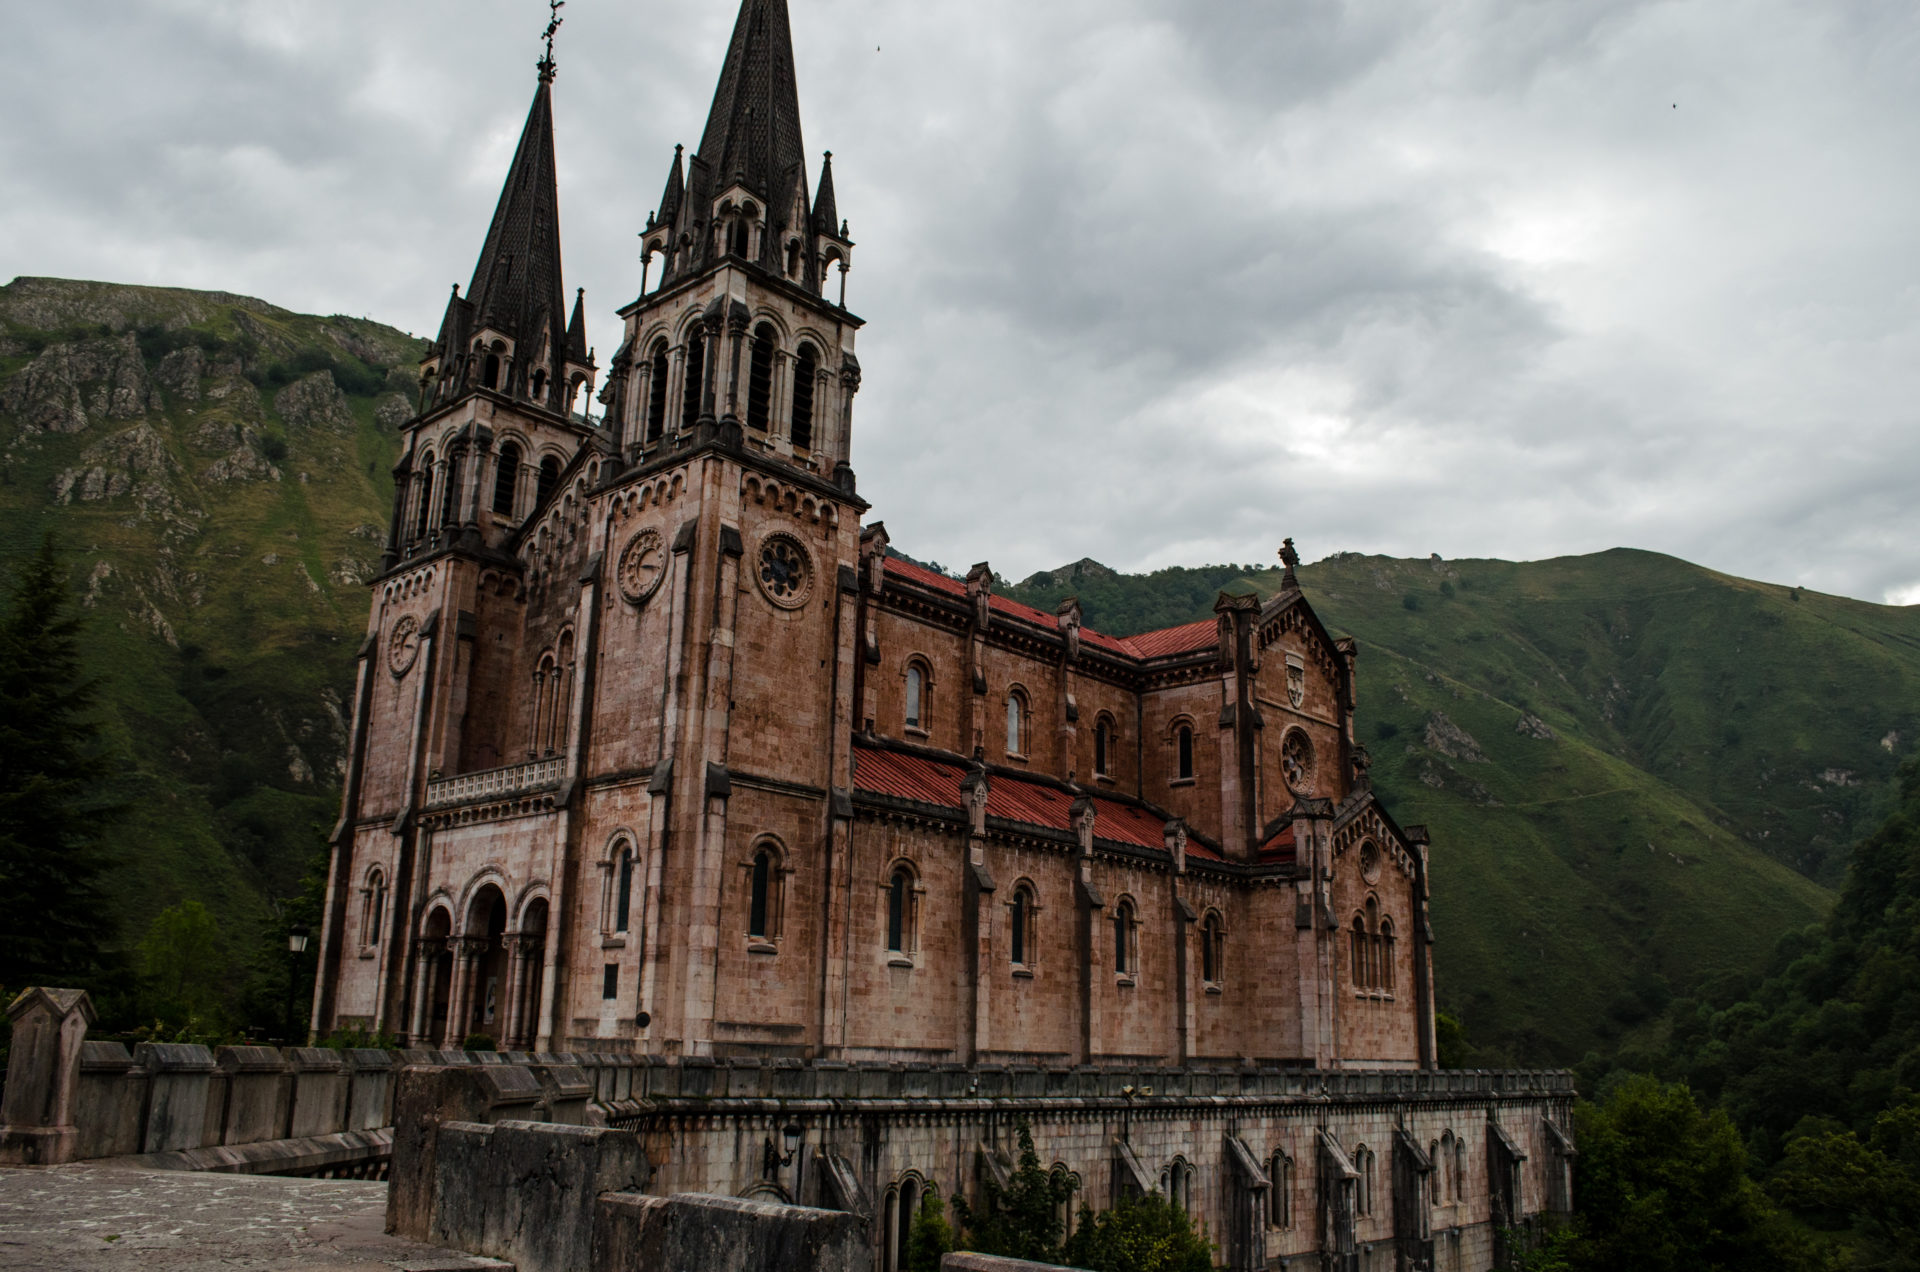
[1360,840,1382,883]
[617,527,666,606]
[387,614,420,676]
[755,532,812,609]
[1281,729,1316,794]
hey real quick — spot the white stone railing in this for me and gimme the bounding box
[425,756,565,809]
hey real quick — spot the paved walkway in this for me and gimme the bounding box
[0,1164,508,1272]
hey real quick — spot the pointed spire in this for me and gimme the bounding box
[697,0,807,206]
[463,68,569,389]
[656,144,685,229]
[566,288,588,362]
[812,150,838,237]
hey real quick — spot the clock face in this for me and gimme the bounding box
[387,614,420,676]
[617,528,666,606]
[756,533,812,609]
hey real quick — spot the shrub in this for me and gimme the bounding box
[1060,1193,1214,1272]
[906,1192,955,1272]
[461,1032,496,1051]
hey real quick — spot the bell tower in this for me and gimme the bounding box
[606,0,861,487]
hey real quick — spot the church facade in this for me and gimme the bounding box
[311,4,1569,1266]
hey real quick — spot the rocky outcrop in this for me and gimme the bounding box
[203,439,281,485]
[52,423,178,507]
[1424,711,1487,763]
[274,371,354,436]
[154,346,207,402]
[1515,712,1555,740]
[373,392,413,429]
[2,334,157,432]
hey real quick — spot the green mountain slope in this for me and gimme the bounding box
[0,276,419,1022]
[1002,551,1920,1063]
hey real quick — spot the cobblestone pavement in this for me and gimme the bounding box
[0,1164,508,1272]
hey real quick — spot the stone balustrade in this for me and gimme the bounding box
[423,755,565,809]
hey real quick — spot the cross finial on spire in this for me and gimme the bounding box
[537,0,565,82]
[1279,537,1300,589]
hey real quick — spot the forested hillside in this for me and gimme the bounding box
[1006,550,1920,1063]
[0,275,419,1027]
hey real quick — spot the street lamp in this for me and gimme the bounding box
[285,924,310,1045]
[762,1121,803,1181]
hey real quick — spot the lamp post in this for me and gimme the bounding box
[762,1120,803,1189]
[285,924,310,1045]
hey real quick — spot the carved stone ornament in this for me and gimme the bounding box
[1281,729,1316,795]
[617,527,667,606]
[755,532,813,609]
[387,614,421,676]
[1360,840,1382,884]
[1286,653,1306,709]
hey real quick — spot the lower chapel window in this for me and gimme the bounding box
[886,865,916,955]
[614,845,635,933]
[748,844,783,942]
[1113,899,1136,976]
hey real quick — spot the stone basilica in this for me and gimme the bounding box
[310,4,1571,1268]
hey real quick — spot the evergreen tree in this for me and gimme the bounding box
[0,534,120,989]
[906,1191,956,1272]
[1060,1193,1214,1272]
[953,1121,1073,1262]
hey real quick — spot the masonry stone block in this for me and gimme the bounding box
[135,1042,217,1153]
[529,1063,593,1124]
[74,1041,143,1160]
[427,1120,650,1272]
[0,987,97,1165]
[343,1048,396,1130]
[216,1045,294,1146]
[594,1191,870,1272]
[387,1064,504,1239]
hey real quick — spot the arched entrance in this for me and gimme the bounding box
[417,907,453,1047]
[507,898,549,1051]
[452,885,509,1047]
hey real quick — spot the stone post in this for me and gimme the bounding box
[0,987,96,1165]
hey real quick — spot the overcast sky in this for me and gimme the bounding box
[5,1,1919,602]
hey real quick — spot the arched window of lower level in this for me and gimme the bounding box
[886,864,917,955]
[748,844,779,940]
[614,844,635,933]
[363,868,387,945]
[1010,884,1035,966]
[1177,724,1194,780]
[1113,898,1136,976]
[1200,911,1225,985]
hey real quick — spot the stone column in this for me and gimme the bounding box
[723,306,748,424]
[442,938,481,1049]
[503,935,533,1049]
[0,987,95,1165]
[409,938,440,1044]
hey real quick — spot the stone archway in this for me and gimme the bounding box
[444,884,507,1048]
[414,907,454,1047]
[506,897,549,1051]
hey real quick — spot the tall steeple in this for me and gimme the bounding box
[462,70,569,379]
[643,0,851,294]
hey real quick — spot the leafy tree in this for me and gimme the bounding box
[1562,1074,1821,1272]
[1770,1096,1920,1270]
[0,533,121,989]
[139,900,224,1024]
[1059,1193,1214,1272]
[906,1191,956,1272]
[953,1121,1072,1262]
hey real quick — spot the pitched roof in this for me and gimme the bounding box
[881,556,1223,664]
[851,742,1218,858]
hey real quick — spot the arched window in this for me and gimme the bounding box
[414,453,435,537]
[439,449,460,525]
[886,863,916,955]
[1455,1139,1466,1203]
[681,330,706,428]
[790,343,816,450]
[1176,724,1194,780]
[746,323,774,431]
[1200,910,1225,985]
[529,367,547,401]
[492,441,521,516]
[1355,1145,1374,1215]
[536,456,561,509]
[614,844,635,932]
[785,239,801,279]
[749,844,776,940]
[1094,715,1113,777]
[1051,1166,1082,1240]
[1005,690,1026,757]
[482,351,501,390]
[1113,898,1135,976]
[1380,917,1396,992]
[1164,1158,1193,1212]
[646,340,670,441]
[1269,1151,1293,1228]
[1351,915,1368,988]
[363,868,387,946]
[728,218,749,257]
[904,663,926,732]
[1010,883,1035,967]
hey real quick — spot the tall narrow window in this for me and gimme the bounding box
[887,866,912,953]
[602,964,618,999]
[1177,725,1194,780]
[439,451,459,525]
[746,323,774,431]
[681,331,706,428]
[749,847,772,939]
[366,870,386,945]
[614,845,634,932]
[1095,717,1111,776]
[1365,897,1381,990]
[1113,900,1134,975]
[483,352,501,390]
[646,340,670,441]
[790,343,816,450]
[1201,912,1224,984]
[492,441,521,516]
[414,455,434,537]
[1010,886,1032,965]
[1381,918,1396,991]
[1351,917,1367,988]
[529,367,547,401]
[536,456,560,509]
[1005,692,1025,756]
[904,665,924,731]
[729,219,749,257]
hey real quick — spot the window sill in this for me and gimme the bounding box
[905,725,928,739]
[1094,774,1116,786]
[1011,966,1034,980]
[1203,982,1223,996]
[1115,973,1136,988]
[1167,777,1196,788]
[357,947,378,960]
[887,954,915,969]
[603,935,628,949]
[747,940,778,955]
[1005,753,1029,764]
[1353,990,1396,1002]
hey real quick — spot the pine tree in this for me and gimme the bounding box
[0,533,119,988]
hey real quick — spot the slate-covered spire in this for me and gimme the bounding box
[463,68,570,385]
[696,0,807,205]
[566,287,588,363]
[655,144,685,228]
[812,151,838,237]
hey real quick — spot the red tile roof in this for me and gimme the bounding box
[880,557,1221,663]
[851,742,1209,856]
[1258,823,1297,865]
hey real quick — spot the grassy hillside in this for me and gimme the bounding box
[0,275,419,1027]
[1002,551,1920,1064]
